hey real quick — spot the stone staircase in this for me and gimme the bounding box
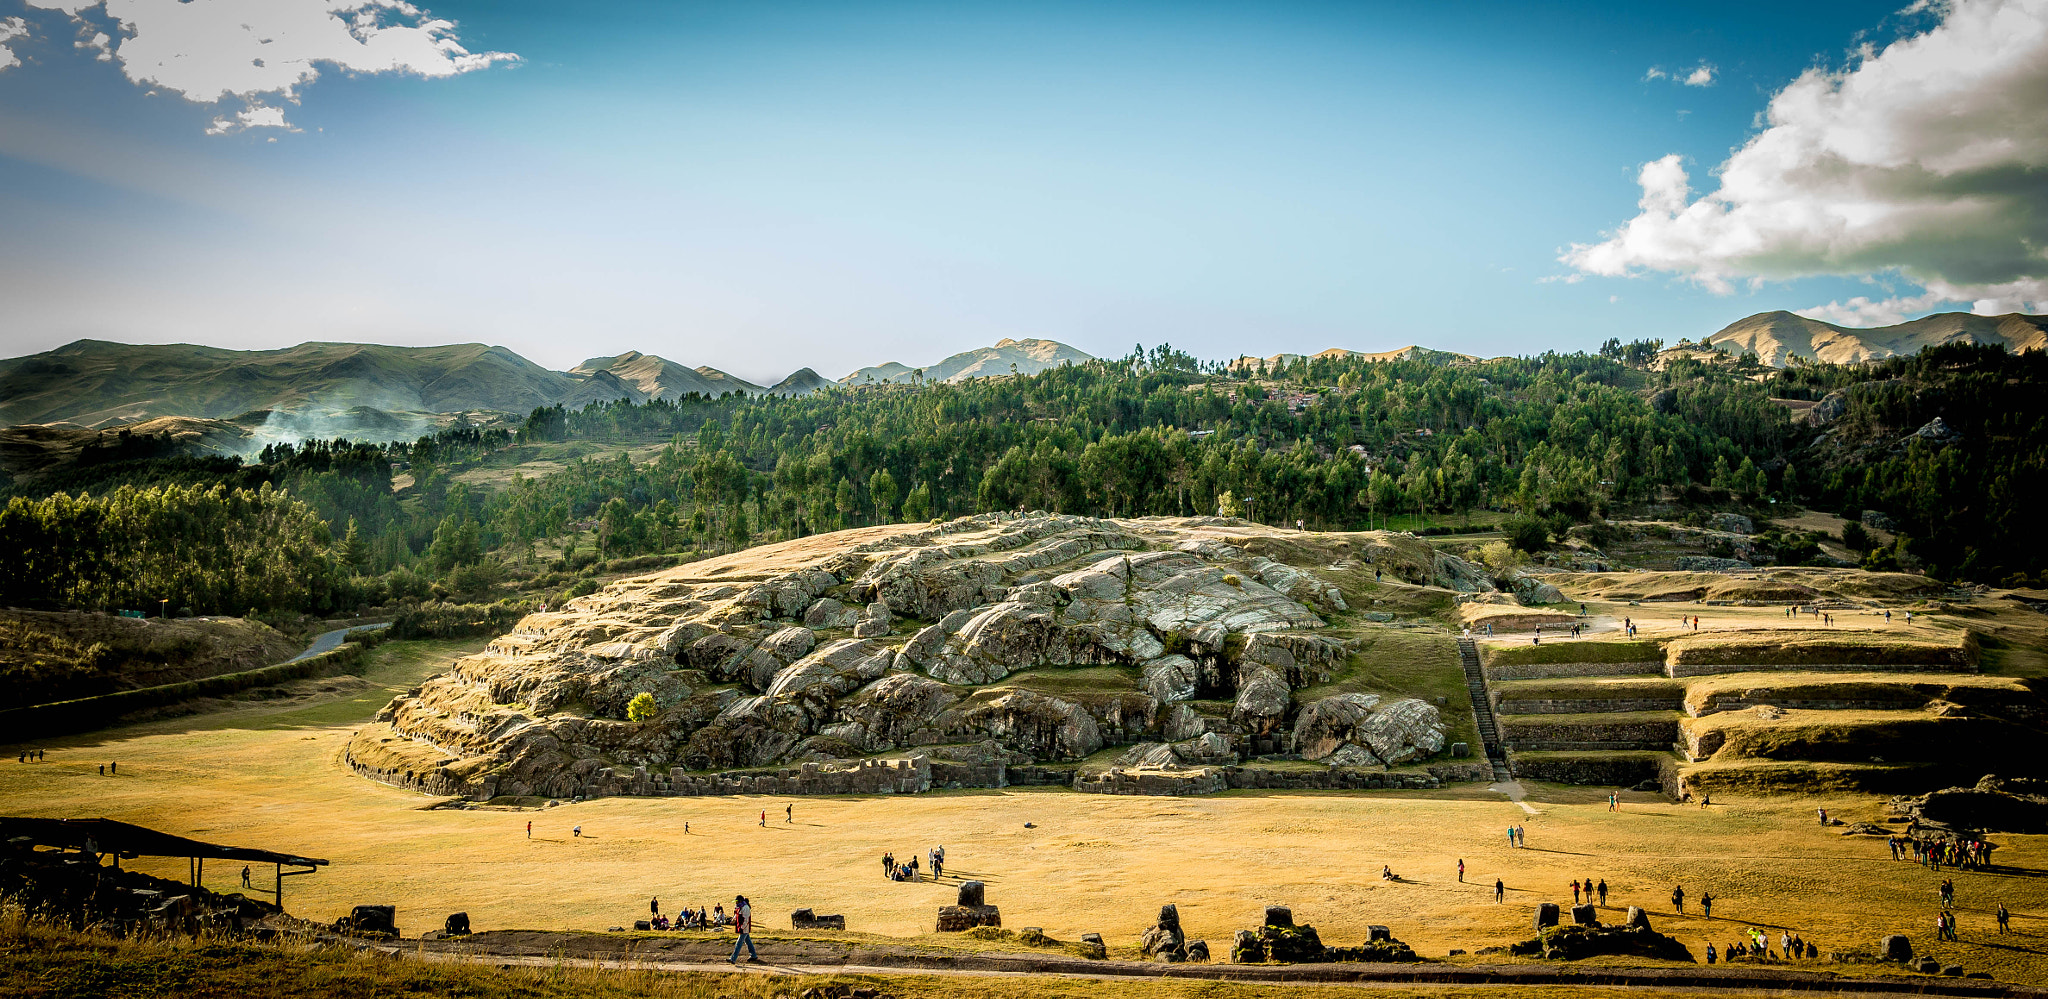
[1457,638,1511,782]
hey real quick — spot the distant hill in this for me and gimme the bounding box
[0,340,632,429]
[840,338,1093,385]
[1705,311,2048,367]
[569,351,766,401]
[1228,345,1477,372]
[767,367,830,397]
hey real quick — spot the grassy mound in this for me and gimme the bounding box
[1479,640,1664,667]
[1680,709,2048,768]
[1665,630,1977,669]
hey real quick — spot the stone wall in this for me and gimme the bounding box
[1502,717,1678,752]
[1665,660,1976,678]
[1484,661,1664,682]
[1688,695,1923,717]
[1495,697,1683,715]
[1075,766,1229,795]
[1509,752,1668,786]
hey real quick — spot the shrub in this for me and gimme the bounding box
[1841,520,1873,553]
[627,692,657,722]
[1502,515,1549,553]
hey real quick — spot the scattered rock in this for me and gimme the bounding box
[1141,903,1188,962]
[1879,935,1912,962]
[1078,932,1107,960]
[1509,923,1693,962]
[791,908,846,930]
[1534,903,1559,929]
[444,912,470,936]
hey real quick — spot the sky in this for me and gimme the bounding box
[1,0,2044,384]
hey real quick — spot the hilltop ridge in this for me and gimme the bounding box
[1704,310,2048,367]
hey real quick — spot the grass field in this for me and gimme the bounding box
[9,637,2048,984]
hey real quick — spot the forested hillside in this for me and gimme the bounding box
[1,341,2040,617]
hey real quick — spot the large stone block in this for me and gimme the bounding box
[957,880,985,907]
[1534,903,1560,929]
[1570,904,1597,926]
[935,904,1001,932]
[1881,934,1913,961]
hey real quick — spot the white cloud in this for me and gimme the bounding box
[76,30,110,61]
[1570,0,2048,322]
[1645,61,1716,87]
[0,17,28,71]
[25,0,516,132]
[206,103,295,135]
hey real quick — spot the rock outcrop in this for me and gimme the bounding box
[352,514,1465,800]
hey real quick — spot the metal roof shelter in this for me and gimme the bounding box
[1,817,328,909]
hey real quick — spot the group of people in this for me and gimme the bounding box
[1569,879,1609,906]
[1504,825,1528,848]
[882,845,945,882]
[1891,835,1994,871]
[646,895,735,931]
[15,749,45,763]
[1706,928,1818,964]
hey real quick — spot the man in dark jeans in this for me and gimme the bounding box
[728,895,758,963]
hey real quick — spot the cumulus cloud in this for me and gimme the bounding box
[1569,0,2048,322]
[23,0,516,132]
[0,17,28,71]
[1645,61,1716,86]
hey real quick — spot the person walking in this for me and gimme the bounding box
[727,894,758,963]
[1517,826,1526,848]
[1572,880,1581,904]
[1701,891,1713,918]
[1597,880,1608,906]
[241,865,251,889]
[1494,879,1505,903]
[1671,885,1685,914]
[760,810,766,827]
[526,821,532,839]
[1998,903,2011,934]
[110,761,116,774]
[1458,858,1465,883]
[786,804,793,823]
[98,764,104,776]
[1507,826,1516,848]
[651,896,661,918]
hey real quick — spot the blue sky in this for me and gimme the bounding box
[2,0,2039,383]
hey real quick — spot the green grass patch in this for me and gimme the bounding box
[1479,639,1664,667]
[1490,677,1686,702]
[1665,631,1977,668]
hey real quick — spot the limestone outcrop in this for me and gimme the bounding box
[353,514,1463,800]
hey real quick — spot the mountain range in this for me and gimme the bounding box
[839,337,1094,385]
[1702,311,2048,367]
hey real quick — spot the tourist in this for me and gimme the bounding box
[1817,807,1828,824]
[110,761,116,774]
[1671,885,1684,914]
[728,895,758,963]
[651,896,660,918]
[760,810,766,827]
[1701,891,1713,918]
[1571,880,1580,904]
[573,825,582,838]
[1457,858,1465,882]
[526,821,531,839]
[882,852,894,877]
[1382,865,1395,881]
[1517,826,1526,848]
[1885,610,1892,624]
[1998,903,2011,934]
[1608,792,1618,812]
[786,804,793,823]
[1705,943,1716,965]
[241,866,251,888]
[1597,880,1607,906]
[98,764,104,776]
[1494,879,1505,903]
[1507,826,1515,848]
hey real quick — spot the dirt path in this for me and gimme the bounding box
[398,932,2037,996]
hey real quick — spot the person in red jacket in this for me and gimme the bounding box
[727,894,758,963]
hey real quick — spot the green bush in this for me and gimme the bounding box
[390,601,534,640]
[626,692,657,722]
[1502,515,1549,553]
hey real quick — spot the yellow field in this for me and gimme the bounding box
[6,636,2048,985]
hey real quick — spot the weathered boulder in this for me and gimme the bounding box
[853,601,895,638]
[1141,655,1198,703]
[1880,934,1913,961]
[765,639,895,699]
[1509,923,1692,962]
[1140,903,1187,962]
[1534,903,1560,928]
[1249,557,1348,612]
[1185,939,1210,962]
[1291,693,1446,766]
[957,881,985,907]
[791,908,846,930]
[1811,390,1848,426]
[1512,575,1567,606]
[802,597,861,630]
[1570,904,1597,925]
[1232,666,1291,727]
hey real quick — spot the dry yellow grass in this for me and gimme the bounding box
[8,638,2048,984]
